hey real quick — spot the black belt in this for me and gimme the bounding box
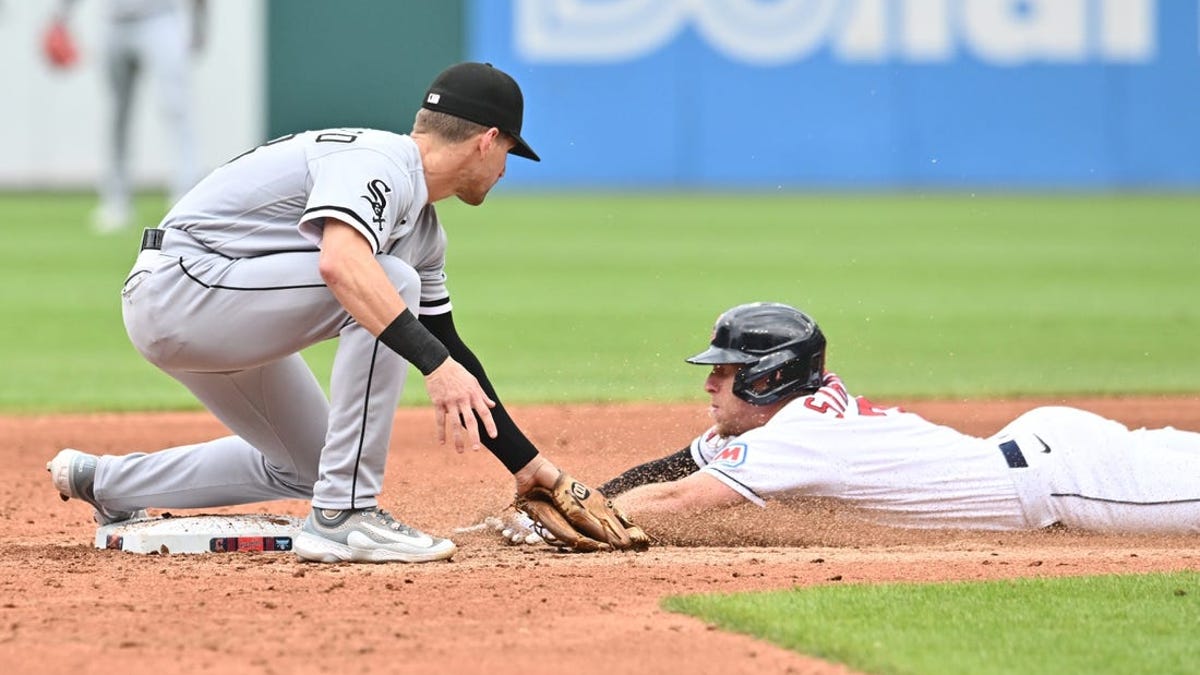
[141,228,165,251]
[999,440,1028,468]
[999,435,1052,469]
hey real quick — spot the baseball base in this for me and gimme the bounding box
[94,514,303,555]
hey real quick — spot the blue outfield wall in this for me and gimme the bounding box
[468,0,1200,189]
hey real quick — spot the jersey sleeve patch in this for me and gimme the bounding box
[710,442,749,469]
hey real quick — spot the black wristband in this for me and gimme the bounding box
[378,309,450,375]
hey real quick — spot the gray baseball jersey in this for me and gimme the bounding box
[691,374,1200,533]
[104,128,449,513]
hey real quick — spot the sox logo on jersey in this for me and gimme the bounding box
[362,179,391,229]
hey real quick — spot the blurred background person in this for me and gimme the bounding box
[44,0,206,233]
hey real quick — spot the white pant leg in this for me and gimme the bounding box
[1006,407,1200,534]
[1132,426,1200,453]
[136,10,198,204]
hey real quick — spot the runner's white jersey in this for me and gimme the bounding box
[689,373,1029,529]
[160,129,451,314]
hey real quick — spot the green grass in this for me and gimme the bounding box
[0,191,1197,411]
[663,571,1200,675]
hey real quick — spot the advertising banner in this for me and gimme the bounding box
[469,1,1200,188]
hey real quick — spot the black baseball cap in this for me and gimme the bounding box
[421,62,540,162]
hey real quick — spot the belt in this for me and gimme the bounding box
[140,228,165,251]
[999,440,1028,468]
[125,229,168,289]
[998,435,1051,469]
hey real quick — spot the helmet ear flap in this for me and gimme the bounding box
[733,351,800,405]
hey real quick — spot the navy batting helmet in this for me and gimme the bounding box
[686,302,826,406]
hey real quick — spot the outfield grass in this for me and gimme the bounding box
[663,571,1200,675]
[0,191,1196,411]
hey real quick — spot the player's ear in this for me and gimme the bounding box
[478,127,502,155]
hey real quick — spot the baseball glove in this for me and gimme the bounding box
[43,20,79,69]
[514,472,650,552]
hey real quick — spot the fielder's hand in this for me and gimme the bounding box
[424,358,497,451]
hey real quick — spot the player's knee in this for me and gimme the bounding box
[263,460,318,497]
[377,257,422,308]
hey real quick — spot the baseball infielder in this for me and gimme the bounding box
[49,62,648,562]
[506,303,1200,541]
[47,0,204,232]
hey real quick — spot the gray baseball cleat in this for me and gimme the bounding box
[47,449,148,525]
[294,506,457,563]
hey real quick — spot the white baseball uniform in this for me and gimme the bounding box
[104,128,448,513]
[690,374,1200,533]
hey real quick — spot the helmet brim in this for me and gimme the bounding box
[685,345,758,365]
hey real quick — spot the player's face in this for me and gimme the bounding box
[457,131,514,206]
[703,364,780,436]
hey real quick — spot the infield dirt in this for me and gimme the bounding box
[3,397,1198,674]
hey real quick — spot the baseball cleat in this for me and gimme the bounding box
[47,448,148,525]
[294,506,456,563]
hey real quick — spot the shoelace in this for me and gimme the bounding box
[368,507,420,536]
